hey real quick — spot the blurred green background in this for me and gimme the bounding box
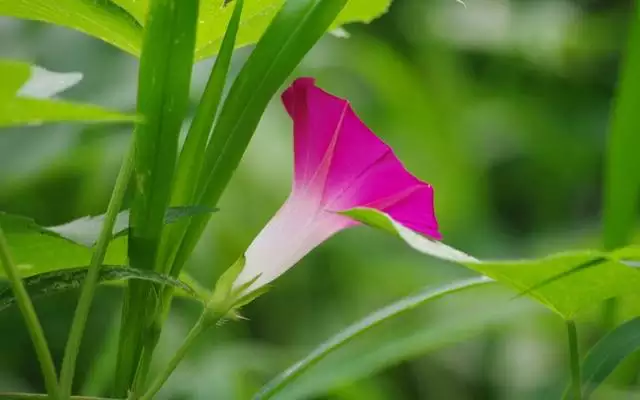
[0,0,636,398]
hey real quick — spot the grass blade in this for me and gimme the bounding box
[253,277,492,399]
[564,317,640,398]
[115,0,200,394]
[602,4,640,252]
[600,0,640,329]
[159,0,244,274]
[170,0,348,276]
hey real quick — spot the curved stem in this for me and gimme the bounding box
[0,225,60,399]
[567,320,582,400]
[59,141,136,398]
[137,312,219,400]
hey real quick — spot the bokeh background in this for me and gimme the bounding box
[0,0,636,398]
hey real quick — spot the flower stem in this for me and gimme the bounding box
[59,141,136,398]
[137,312,219,400]
[0,225,60,399]
[567,320,582,400]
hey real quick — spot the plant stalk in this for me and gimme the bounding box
[0,225,60,399]
[567,320,582,400]
[137,312,219,400]
[59,140,136,398]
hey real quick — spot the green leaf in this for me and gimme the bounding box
[128,0,199,272]
[160,0,244,274]
[0,207,214,278]
[103,0,391,60]
[0,0,143,56]
[170,0,348,278]
[0,212,127,278]
[2,0,391,59]
[119,0,200,394]
[209,256,246,312]
[0,266,201,312]
[253,277,493,400]
[0,60,136,127]
[192,0,391,60]
[273,289,536,400]
[341,208,640,319]
[565,317,640,398]
[599,2,640,330]
[602,9,640,251]
[47,206,215,247]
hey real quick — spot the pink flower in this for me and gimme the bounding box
[234,78,440,292]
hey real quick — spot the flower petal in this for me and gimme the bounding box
[283,77,440,239]
[234,193,350,291]
[282,78,389,200]
[328,151,440,239]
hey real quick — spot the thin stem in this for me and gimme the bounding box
[567,320,582,400]
[0,225,60,399]
[0,393,113,400]
[137,312,219,400]
[59,141,136,398]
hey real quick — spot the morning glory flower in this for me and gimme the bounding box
[234,77,441,292]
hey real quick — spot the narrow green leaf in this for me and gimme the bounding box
[170,0,348,277]
[0,266,200,312]
[0,0,143,55]
[0,60,136,127]
[602,7,640,251]
[118,0,200,394]
[128,0,199,272]
[565,317,640,398]
[274,293,536,400]
[342,207,640,319]
[253,277,493,399]
[159,0,244,273]
[170,0,244,208]
[600,0,640,331]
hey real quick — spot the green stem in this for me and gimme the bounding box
[0,226,60,399]
[567,320,582,400]
[137,312,219,400]
[59,141,136,398]
[0,393,113,400]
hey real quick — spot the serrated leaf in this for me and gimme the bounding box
[1,0,391,60]
[564,317,640,398]
[0,266,201,312]
[0,60,136,127]
[342,207,640,319]
[47,206,215,247]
